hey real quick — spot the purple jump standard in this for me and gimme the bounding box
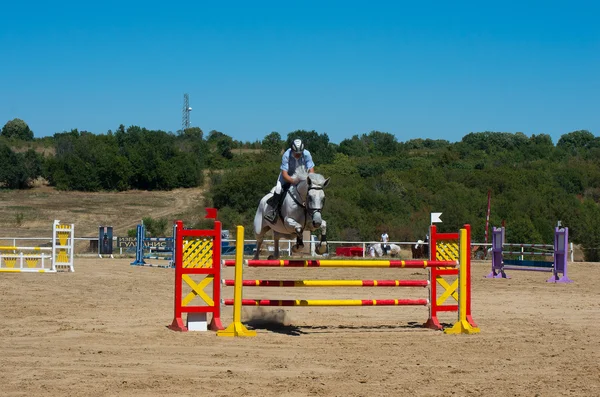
[485,226,572,283]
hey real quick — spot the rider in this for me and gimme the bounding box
[380,231,390,255]
[264,138,315,223]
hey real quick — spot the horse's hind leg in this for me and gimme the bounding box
[253,226,269,260]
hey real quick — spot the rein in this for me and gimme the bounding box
[289,183,324,215]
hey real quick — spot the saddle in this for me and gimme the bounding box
[381,243,390,254]
[264,185,304,224]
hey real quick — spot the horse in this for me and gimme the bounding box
[368,243,402,257]
[411,239,429,259]
[253,167,329,259]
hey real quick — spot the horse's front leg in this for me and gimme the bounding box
[253,236,262,260]
[315,219,328,255]
[273,234,280,260]
[284,217,304,254]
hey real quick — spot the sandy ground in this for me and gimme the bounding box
[1,258,599,397]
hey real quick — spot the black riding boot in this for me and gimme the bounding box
[264,192,282,223]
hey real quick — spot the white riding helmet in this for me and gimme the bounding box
[291,138,304,154]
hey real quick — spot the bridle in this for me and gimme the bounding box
[306,185,325,216]
[289,182,325,216]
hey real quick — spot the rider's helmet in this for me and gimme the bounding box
[291,138,304,154]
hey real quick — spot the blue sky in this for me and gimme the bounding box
[1,1,598,144]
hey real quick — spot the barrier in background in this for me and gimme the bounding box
[219,225,479,336]
[486,226,572,283]
[0,220,75,273]
[130,223,174,268]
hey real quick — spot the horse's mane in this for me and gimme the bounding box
[294,165,310,182]
[294,166,327,186]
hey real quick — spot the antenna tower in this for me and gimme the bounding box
[182,93,192,130]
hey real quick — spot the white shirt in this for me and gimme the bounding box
[381,233,389,243]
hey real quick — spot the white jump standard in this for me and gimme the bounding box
[0,220,75,273]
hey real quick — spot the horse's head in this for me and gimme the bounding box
[304,173,329,228]
[367,244,381,257]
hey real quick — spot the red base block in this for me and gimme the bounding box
[210,317,224,331]
[169,317,188,332]
[423,317,443,330]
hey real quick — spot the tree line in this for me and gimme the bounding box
[2,118,600,260]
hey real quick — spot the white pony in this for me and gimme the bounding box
[368,243,402,257]
[254,166,329,259]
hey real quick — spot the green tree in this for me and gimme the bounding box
[363,130,398,156]
[574,199,600,261]
[262,132,283,156]
[210,164,275,216]
[338,135,369,157]
[0,143,42,188]
[1,118,34,141]
[181,127,203,140]
[557,130,595,150]
[207,130,234,161]
[557,130,599,158]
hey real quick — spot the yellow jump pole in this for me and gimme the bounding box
[217,225,256,337]
[444,228,481,335]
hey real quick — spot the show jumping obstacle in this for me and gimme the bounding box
[486,226,572,283]
[218,225,478,337]
[131,223,174,268]
[0,220,75,273]
[167,209,479,336]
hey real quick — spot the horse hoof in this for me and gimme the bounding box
[316,244,328,255]
[291,244,304,253]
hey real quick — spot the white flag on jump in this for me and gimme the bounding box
[431,212,443,224]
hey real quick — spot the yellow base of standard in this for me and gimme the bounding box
[217,322,257,337]
[444,320,480,335]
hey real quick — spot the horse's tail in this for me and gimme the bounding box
[254,194,270,234]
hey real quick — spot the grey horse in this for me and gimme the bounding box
[253,167,329,259]
[368,243,402,257]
